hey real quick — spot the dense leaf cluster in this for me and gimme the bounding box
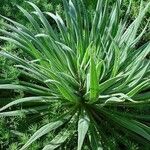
[0,0,150,149]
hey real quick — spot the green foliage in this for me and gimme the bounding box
[0,0,150,149]
[0,116,57,149]
[0,0,63,20]
[0,0,63,79]
[124,0,150,43]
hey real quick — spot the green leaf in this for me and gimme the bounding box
[20,116,70,150]
[0,106,49,117]
[17,5,41,32]
[98,75,124,94]
[100,108,150,141]
[115,116,150,141]
[26,1,57,40]
[0,84,50,95]
[89,124,103,150]
[90,56,99,101]
[42,130,70,150]
[127,79,150,97]
[0,96,57,112]
[78,111,90,150]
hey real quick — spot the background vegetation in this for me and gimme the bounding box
[0,1,63,149]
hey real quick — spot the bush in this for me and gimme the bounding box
[0,0,150,149]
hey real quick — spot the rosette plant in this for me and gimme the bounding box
[0,0,150,149]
